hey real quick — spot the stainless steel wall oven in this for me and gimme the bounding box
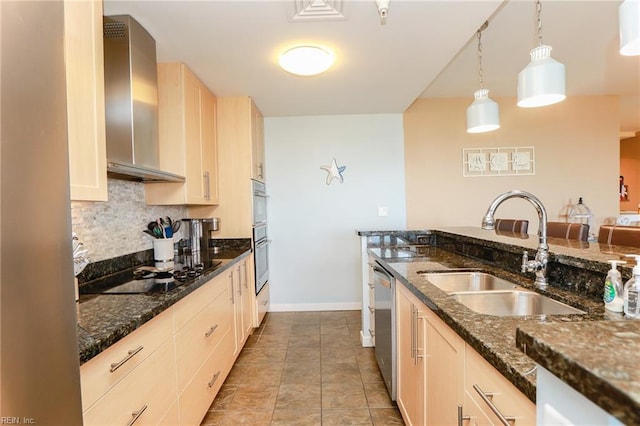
[252,179,269,294]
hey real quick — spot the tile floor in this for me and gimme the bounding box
[200,310,405,425]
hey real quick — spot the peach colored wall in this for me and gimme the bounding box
[404,95,620,235]
[620,134,640,212]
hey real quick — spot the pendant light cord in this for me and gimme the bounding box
[477,29,484,89]
[476,21,488,90]
[536,0,544,46]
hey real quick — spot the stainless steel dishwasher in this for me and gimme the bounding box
[373,261,396,400]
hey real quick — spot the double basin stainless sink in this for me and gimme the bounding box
[421,271,585,316]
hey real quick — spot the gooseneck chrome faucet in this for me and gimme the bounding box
[481,190,549,287]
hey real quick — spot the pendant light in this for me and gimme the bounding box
[517,0,566,108]
[620,0,640,56]
[467,22,500,133]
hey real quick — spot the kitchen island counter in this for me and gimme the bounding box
[76,247,251,364]
[362,227,639,423]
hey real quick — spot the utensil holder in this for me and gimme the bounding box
[153,238,174,270]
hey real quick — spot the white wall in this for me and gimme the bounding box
[265,114,406,311]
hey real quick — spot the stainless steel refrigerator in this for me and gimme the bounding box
[1,1,83,423]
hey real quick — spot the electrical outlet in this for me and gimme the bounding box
[377,206,388,217]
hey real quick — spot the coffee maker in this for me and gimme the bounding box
[179,218,220,265]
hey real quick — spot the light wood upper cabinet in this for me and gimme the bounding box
[211,96,265,238]
[145,63,219,205]
[250,99,265,182]
[64,0,108,201]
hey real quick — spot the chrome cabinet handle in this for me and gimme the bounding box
[457,405,470,426]
[127,404,147,426]
[229,273,235,304]
[208,371,221,388]
[473,384,516,425]
[204,324,219,338]
[411,305,416,364]
[242,262,248,289]
[415,314,426,359]
[109,346,143,373]
[368,306,374,314]
[203,171,210,200]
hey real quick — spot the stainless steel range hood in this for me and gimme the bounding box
[103,15,184,183]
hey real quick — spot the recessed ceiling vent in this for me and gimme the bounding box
[290,0,346,21]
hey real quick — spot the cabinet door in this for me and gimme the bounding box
[183,66,206,204]
[240,259,254,338]
[396,285,426,426]
[201,88,218,204]
[425,309,465,426]
[250,98,265,181]
[64,0,107,201]
[146,63,218,206]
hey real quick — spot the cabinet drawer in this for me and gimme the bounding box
[174,284,232,391]
[81,308,173,410]
[256,282,270,326]
[178,326,235,425]
[465,347,536,426]
[173,274,226,332]
[83,339,177,425]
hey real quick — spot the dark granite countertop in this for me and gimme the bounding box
[516,321,640,425]
[77,248,251,364]
[371,247,604,403]
[363,226,640,421]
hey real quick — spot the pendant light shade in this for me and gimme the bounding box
[517,45,566,108]
[466,22,499,134]
[517,0,566,108]
[467,89,500,133]
[619,0,640,56]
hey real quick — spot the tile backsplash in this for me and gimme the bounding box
[71,179,188,262]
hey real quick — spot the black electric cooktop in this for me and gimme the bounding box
[83,260,222,295]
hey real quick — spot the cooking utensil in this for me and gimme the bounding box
[143,229,157,238]
[172,220,181,233]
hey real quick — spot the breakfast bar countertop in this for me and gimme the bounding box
[76,248,251,364]
[517,320,640,425]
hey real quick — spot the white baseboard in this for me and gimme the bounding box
[360,331,374,347]
[268,302,361,312]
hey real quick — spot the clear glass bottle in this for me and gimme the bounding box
[623,255,640,318]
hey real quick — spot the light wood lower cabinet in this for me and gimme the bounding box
[82,339,177,425]
[424,306,465,425]
[396,283,535,426]
[81,256,254,425]
[396,284,427,426]
[463,347,536,426]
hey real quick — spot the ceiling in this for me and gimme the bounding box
[103,0,639,133]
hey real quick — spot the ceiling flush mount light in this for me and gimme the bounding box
[620,0,640,56]
[467,22,500,134]
[279,45,334,76]
[517,0,566,108]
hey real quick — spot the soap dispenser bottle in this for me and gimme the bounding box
[623,255,640,318]
[604,260,626,312]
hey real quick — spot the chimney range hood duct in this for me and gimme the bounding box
[103,15,184,183]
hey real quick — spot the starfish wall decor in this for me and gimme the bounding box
[320,158,346,185]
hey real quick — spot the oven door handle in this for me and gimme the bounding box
[255,239,270,249]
